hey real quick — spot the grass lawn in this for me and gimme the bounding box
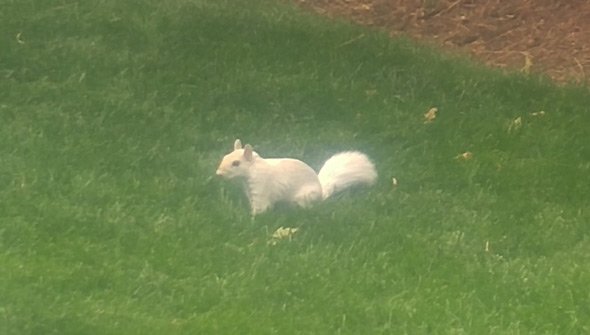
[1,0,590,333]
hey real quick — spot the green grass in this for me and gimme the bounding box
[2,0,590,333]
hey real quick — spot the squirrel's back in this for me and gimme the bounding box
[243,158,323,214]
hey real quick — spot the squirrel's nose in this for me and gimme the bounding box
[215,169,223,176]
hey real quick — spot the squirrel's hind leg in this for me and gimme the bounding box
[293,186,322,209]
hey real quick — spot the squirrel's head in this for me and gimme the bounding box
[215,139,257,179]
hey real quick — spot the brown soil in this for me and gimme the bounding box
[294,0,590,85]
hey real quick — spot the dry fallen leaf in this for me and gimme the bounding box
[269,227,299,245]
[455,151,473,160]
[521,52,533,74]
[508,116,523,133]
[392,177,398,188]
[16,32,25,44]
[530,111,546,117]
[424,107,438,123]
[365,89,378,97]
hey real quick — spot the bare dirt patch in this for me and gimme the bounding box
[294,0,590,85]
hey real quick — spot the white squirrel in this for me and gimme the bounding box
[215,139,378,215]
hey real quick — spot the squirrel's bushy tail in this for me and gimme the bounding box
[317,151,378,200]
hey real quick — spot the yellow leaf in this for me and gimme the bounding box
[521,52,533,74]
[508,116,523,133]
[424,107,438,123]
[269,227,299,245]
[455,151,473,160]
[392,177,398,188]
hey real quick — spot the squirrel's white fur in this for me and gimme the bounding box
[216,139,377,215]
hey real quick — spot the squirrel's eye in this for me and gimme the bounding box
[231,160,240,167]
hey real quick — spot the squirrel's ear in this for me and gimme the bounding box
[244,144,253,161]
[234,139,242,150]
